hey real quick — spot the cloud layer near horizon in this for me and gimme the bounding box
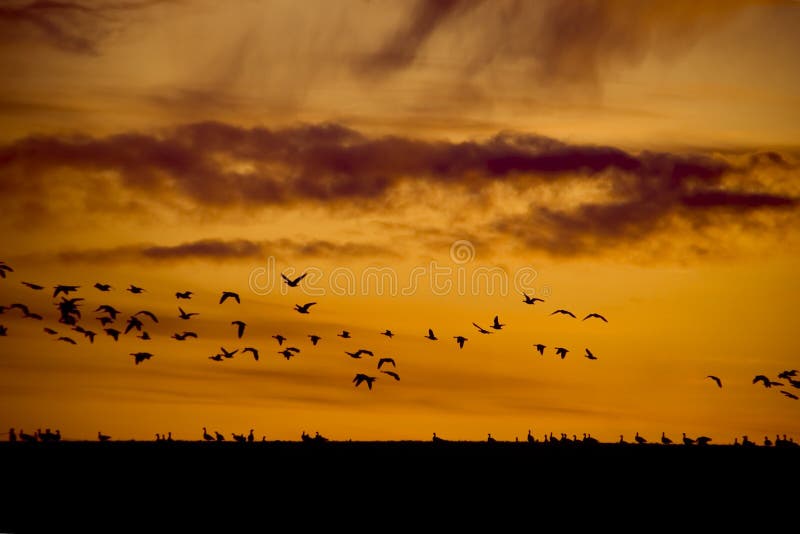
[0,121,796,257]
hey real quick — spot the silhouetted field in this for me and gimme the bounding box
[1,441,795,530]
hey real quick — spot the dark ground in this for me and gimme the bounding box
[1,440,796,531]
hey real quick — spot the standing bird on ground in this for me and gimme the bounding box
[550,309,576,318]
[682,433,695,446]
[98,432,111,442]
[534,344,546,355]
[425,329,438,341]
[522,292,544,305]
[294,302,316,314]
[219,291,240,304]
[634,432,647,444]
[308,335,321,346]
[454,336,468,349]
[491,316,505,330]
[282,272,308,287]
[583,313,608,322]
[232,320,246,338]
[707,375,723,388]
[203,427,214,441]
[661,432,672,445]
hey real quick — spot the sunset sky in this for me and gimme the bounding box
[1,0,798,443]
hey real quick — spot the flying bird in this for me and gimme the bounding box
[127,285,145,294]
[124,316,144,334]
[21,281,44,290]
[583,313,608,322]
[134,310,159,323]
[522,292,544,305]
[777,369,798,380]
[219,291,240,304]
[104,328,121,341]
[130,352,154,365]
[282,272,308,287]
[273,334,287,345]
[57,336,77,344]
[381,329,394,338]
[454,336,468,349]
[308,335,321,345]
[171,331,198,341]
[555,347,569,359]
[97,316,114,326]
[175,291,193,300]
[94,283,111,292]
[491,316,505,330]
[534,344,546,355]
[550,309,576,318]
[0,262,13,278]
[231,320,246,338]
[353,373,377,390]
[753,375,777,388]
[381,370,400,381]
[294,302,316,314]
[707,375,722,388]
[209,354,223,362]
[472,323,492,334]
[780,390,799,400]
[425,329,438,340]
[138,332,151,341]
[43,327,57,335]
[584,348,598,360]
[345,349,374,359]
[338,330,351,339]
[377,358,395,369]
[220,347,238,359]
[178,307,198,320]
[242,347,259,361]
[278,348,299,360]
[53,285,80,298]
[95,305,121,319]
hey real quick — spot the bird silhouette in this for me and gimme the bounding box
[209,354,223,362]
[522,292,544,305]
[338,330,351,339]
[57,336,77,344]
[471,322,492,334]
[682,433,695,446]
[73,326,96,343]
[308,335,321,345]
[21,281,44,290]
[491,316,505,330]
[282,272,308,287]
[345,349,374,359]
[353,373,377,390]
[138,331,151,341]
[98,431,111,442]
[97,316,114,326]
[131,352,154,365]
[425,329,438,340]
[527,430,534,443]
[777,369,798,380]
[550,309,576,318]
[231,320,246,338]
[584,348,598,360]
[696,436,712,446]
[634,432,647,444]
[127,285,145,294]
[220,291,240,304]
[171,331,198,341]
[454,336,468,349]
[707,375,722,388]
[203,427,214,441]
[294,302,316,314]
[175,291,193,300]
[753,375,774,388]
[220,347,238,359]
[95,305,121,319]
[53,285,80,298]
[214,431,225,442]
[487,434,496,443]
[780,390,799,400]
[273,334,287,345]
[104,328,121,341]
[534,344,546,355]
[0,262,13,278]
[381,329,394,338]
[279,348,300,360]
[555,347,569,359]
[242,347,259,361]
[93,283,111,292]
[232,432,246,443]
[377,357,396,369]
[43,327,57,335]
[124,316,144,334]
[134,310,159,323]
[661,432,672,445]
[583,313,608,322]
[381,370,400,381]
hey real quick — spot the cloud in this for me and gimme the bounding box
[0,121,795,256]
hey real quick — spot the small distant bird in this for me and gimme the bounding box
[94,283,111,292]
[522,292,544,305]
[338,330,351,339]
[175,291,193,300]
[781,390,799,400]
[220,347,238,359]
[381,329,394,338]
[425,329,438,340]
[353,373,377,390]
[124,316,144,334]
[550,309,576,318]
[707,375,722,388]
[381,370,400,381]
[53,285,80,298]
[43,327,57,335]
[135,310,159,323]
[454,336,468,349]
[377,358,395,369]
[534,344,546,355]
[57,336,77,344]
[584,348,598,360]
[98,432,111,442]
[21,281,44,290]
[73,326,96,343]
[555,347,569,359]
[209,354,223,362]
[242,347,259,361]
[634,432,647,444]
[308,335,321,345]
[127,285,145,294]
[97,317,114,326]
[682,433,695,446]
[231,320,246,338]
[491,316,505,330]
[753,375,776,388]
[583,313,608,322]
[294,302,316,314]
[472,323,492,334]
[178,307,198,320]
[95,305,121,319]
[104,328,121,341]
[661,432,672,445]
[171,331,198,341]
[273,334,287,345]
[281,272,308,287]
[220,291,240,304]
[777,369,798,380]
[345,349,373,359]
[0,262,13,278]
[278,348,299,360]
[131,352,154,365]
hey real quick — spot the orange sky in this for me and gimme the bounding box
[1,0,798,443]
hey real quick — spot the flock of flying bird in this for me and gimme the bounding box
[1,258,797,404]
